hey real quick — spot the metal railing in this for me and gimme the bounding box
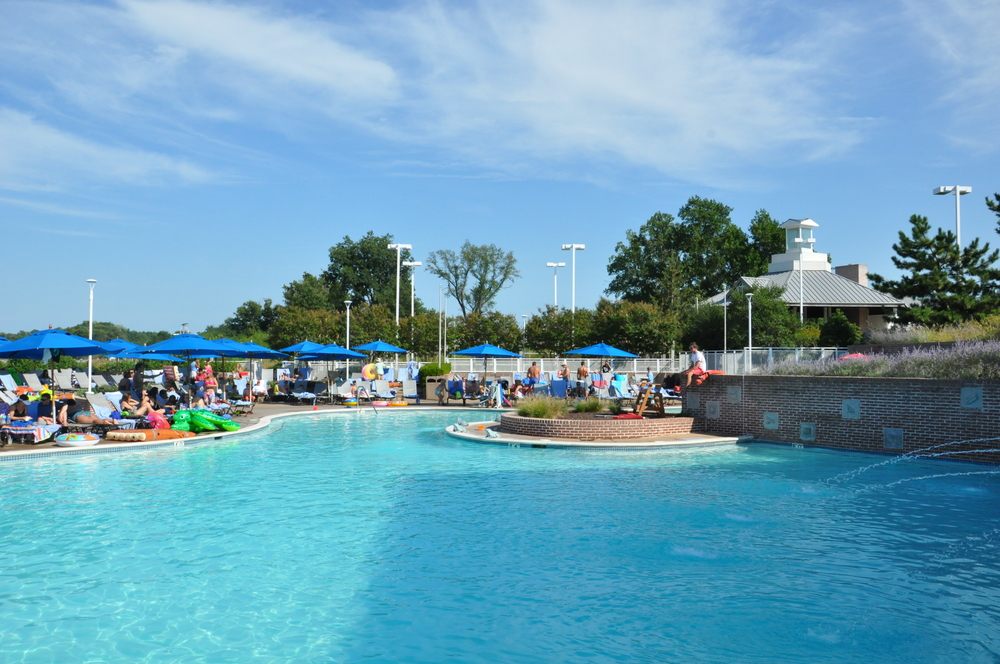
[704,347,848,374]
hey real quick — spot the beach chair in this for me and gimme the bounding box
[311,381,330,405]
[91,373,110,388]
[85,393,138,429]
[401,380,419,403]
[372,380,396,400]
[22,372,45,393]
[0,371,18,393]
[331,380,354,404]
[53,370,75,392]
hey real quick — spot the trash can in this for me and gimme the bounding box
[425,376,445,401]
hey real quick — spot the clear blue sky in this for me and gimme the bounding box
[2,0,997,333]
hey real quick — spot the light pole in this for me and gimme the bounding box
[344,300,353,349]
[933,185,972,248]
[521,314,528,330]
[387,243,412,325]
[560,245,585,313]
[722,284,728,359]
[86,279,96,393]
[546,262,565,307]
[746,292,754,375]
[402,261,421,317]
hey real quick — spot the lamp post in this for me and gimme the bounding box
[933,185,972,249]
[387,243,412,325]
[521,314,528,330]
[746,292,753,375]
[401,261,422,317]
[86,279,96,393]
[560,245,585,313]
[722,284,728,364]
[546,262,565,307]
[344,300,353,349]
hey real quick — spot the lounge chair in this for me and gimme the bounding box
[53,369,76,392]
[401,380,419,403]
[372,380,396,400]
[22,372,46,393]
[91,373,110,388]
[0,371,18,393]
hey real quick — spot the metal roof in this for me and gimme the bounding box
[706,270,904,307]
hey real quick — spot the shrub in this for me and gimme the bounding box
[608,400,626,415]
[573,398,603,413]
[764,341,1000,380]
[418,362,451,386]
[818,309,862,347]
[516,396,569,419]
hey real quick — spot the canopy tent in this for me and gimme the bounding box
[563,343,638,358]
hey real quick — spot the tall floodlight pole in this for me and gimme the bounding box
[387,243,412,325]
[402,261,421,317]
[546,262,565,307]
[560,245,585,313]
[746,292,754,375]
[86,279,97,393]
[344,300,353,349]
[933,186,972,249]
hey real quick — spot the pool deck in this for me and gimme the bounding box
[445,421,747,449]
[0,401,744,461]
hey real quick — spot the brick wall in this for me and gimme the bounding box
[687,374,1000,463]
[499,414,698,440]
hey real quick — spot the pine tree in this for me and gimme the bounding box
[870,215,1000,325]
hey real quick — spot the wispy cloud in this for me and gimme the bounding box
[0,108,213,191]
[0,195,124,219]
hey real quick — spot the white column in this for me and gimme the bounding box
[86,279,97,393]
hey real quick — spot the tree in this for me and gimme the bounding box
[449,312,523,352]
[725,286,801,348]
[605,212,694,311]
[681,304,727,351]
[592,299,680,356]
[267,307,343,349]
[426,241,520,317]
[524,306,596,355]
[283,273,331,310]
[224,299,279,336]
[674,196,749,296]
[818,309,862,347]
[400,313,440,358]
[870,215,1000,325]
[63,321,171,346]
[321,231,415,307]
[350,304,398,347]
[988,192,1000,225]
[745,210,785,277]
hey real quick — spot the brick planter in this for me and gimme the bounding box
[498,413,699,440]
[687,374,1000,463]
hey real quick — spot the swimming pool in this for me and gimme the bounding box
[2,410,998,663]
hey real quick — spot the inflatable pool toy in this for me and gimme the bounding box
[54,433,100,447]
[146,411,170,429]
[372,401,389,407]
[106,429,197,442]
[387,401,408,407]
[342,400,358,407]
[171,410,192,431]
[362,363,378,380]
[190,410,240,432]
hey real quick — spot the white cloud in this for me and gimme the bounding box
[0,108,212,190]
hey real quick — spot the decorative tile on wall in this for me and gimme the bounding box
[799,422,816,441]
[705,401,720,419]
[763,412,779,430]
[841,399,861,420]
[961,387,983,410]
[883,428,904,449]
[726,386,742,404]
[687,393,700,410]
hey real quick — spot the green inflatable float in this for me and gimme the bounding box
[170,409,240,433]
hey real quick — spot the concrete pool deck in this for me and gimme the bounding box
[0,401,744,461]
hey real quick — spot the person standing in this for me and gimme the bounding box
[525,362,541,394]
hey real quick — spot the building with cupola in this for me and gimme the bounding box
[707,218,904,331]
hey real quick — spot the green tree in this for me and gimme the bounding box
[449,312,523,352]
[400,313,440,358]
[818,309,862,346]
[605,212,694,311]
[725,286,801,347]
[745,210,785,277]
[681,304,727,351]
[426,241,520,317]
[63,321,171,346]
[283,273,331,310]
[524,306,596,354]
[267,307,343,349]
[592,299,680,356]
[321,232,415,307]
[224,299,279,336]
[674,196,749,296]
[350,304,397,347]
[870,215,1000,325]
[988,192,1000,225]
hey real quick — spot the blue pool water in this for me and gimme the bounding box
[2,411,999,663]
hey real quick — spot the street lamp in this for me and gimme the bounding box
[86,279,96,393]
[387,243,412,325]
[546,262,566,307]
[746,292,754,375]
[521,314,528,330]
[402,261,422,317]
[933,185,972,249]
[344,300,353,349]
[560,244,585,313]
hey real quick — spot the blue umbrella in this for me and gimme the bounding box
[451,343,523,358]
[107,351,184,362]
[104,338,142,352]
[353,340,408,354]
[238,341,288,359]
[563,343,638,358]
[141,334,233,402]
[300,343,365,360]
[279,340,327,354]
[0,329,114,360]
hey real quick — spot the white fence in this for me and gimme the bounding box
[704,347,848,374]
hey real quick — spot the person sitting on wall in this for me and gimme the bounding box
[679,342,707,391]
